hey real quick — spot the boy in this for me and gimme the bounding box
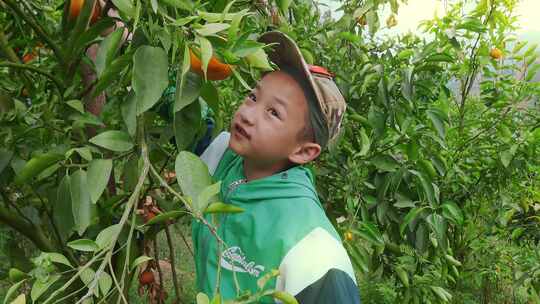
[193,31,361,303]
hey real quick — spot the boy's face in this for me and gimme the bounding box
[229,70,319,166]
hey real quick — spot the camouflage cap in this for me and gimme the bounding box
[258,31,346,149]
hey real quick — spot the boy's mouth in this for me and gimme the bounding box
[233,123,251,140]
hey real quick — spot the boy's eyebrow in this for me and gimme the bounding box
[254,83,288,109]
[274,97,288,109]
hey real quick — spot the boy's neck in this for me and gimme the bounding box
[242,158,293,181]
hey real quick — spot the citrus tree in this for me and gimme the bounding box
[0,0,298,302]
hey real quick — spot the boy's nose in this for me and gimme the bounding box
[239,106,255,126]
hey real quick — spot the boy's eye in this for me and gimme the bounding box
[247,92,257,102]
[269,108,280,118]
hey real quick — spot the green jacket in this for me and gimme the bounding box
[192,132,360,303]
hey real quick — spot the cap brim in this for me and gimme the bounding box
[258,31,320,101]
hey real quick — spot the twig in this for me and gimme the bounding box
[149,164,226,246]
[457,2,496,133]
[29,187,79,266]
[173,224,194,258]
[116,204,139,303]
[153,238,165,304]
[165,224,182,303]
[41,250,108,304]
[77,133,151,304]
[109,258,129,304]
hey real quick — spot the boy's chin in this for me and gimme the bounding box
[228,140,248,157]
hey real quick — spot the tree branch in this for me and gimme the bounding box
[0,204,56,252]
[0,61,64,97]
[165,224,182,303]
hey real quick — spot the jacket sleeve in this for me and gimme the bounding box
[275,227,361,304]
[294,268,361,304]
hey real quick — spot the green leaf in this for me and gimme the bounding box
[93,52,133,97]
[395,267,409,287]
[511,227,525,240]
[246,48,273,71]
[418,159,437,179]
[8,268,27,283]
[70,170,92,236]
[371,155,399,172]
[31,274,60,302]
[400,207,427,235]
[71,112,105,127]
[198,36,213,81]
[456,17,486,33]
[276,0,292,13]
[175,71,202,112]
[444,254,462,267]
[426,213,446,248]
[228,10,250,41]
[410,170,438,206]
[195,23,230,36]
[430,286,452,301]
[3,279,26,304]
[427,109,446,139]
[98,271,112,297]
[0,149,13,175]
[355,222,385,246]
[145,211,184,225]
[232,40,264,58]
[175,151,212,209]
[95,27,124,77]
[66,99,85,114]
[196,182,221,212]
[111,0,135,17]
[87,159,112,204]
[358,128,370,156]
[95,224,121,250]
[66,147,92,161]
[130,256,153,271]
[401,67,414,101]
[133,46,169,115]
[366,10,379,36]
[14,153,63,185]
[368,105,386,138]
[8,294,25,304]
[79,267,96,289]
[160,0,193,10]
[67,239,99,252]
[54,175,75,240]
[196,293,210,304]
[200,81,219,113]
[121,91,137,137]
[90,130,134,152]
[500,150,513,167]
[198,11,246,22]
[271,291,298,304]
[42,252,72,267]
[174,100,202,151]
[441,201,464,226]
[204,202,245,214]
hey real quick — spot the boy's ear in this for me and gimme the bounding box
[288,142,321,165]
